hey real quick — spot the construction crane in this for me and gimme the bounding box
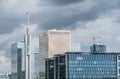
[92,36,101,44]
[74,34,101,52]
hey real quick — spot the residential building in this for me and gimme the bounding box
[39,29,71,79]
[46,52,120,79]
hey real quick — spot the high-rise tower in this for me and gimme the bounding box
[24,13,33,79]
[39,29,71,79]
[11,41,25,79]
[11,13,34,79]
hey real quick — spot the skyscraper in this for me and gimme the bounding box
[11,41,25,79]
[11,13,34,79]
[34,48,40,78]
[24,27,34,79]
[11,28,34,79]
[24,13,34,79]
[39,29,71,79]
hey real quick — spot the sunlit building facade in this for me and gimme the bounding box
[39,30,71,79]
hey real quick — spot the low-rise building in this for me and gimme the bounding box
[46,52,120,79]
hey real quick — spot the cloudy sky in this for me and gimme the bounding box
[1,0,120,73]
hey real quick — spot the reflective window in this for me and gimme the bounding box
[68,53,117,79]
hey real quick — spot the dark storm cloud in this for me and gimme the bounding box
[0,15,26,34]
[44,0,85,5]
[34,0,120,30]
[0,0,120,34]
[34,11,95,30]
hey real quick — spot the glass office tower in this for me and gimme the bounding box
[11,42,25,79]
[45,58,54,79]
[90,44,106,53]
[34,48,40,78]
[46,52,120,79]
[0,74,11,79]
[11,41,34,79]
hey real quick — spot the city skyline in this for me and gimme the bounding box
[1,0,120,73]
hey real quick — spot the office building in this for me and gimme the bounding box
[34,48,40,78]
[0,74,11,79]
[90,44,106,53]
[39,30,71,79]
[45,58,54,79]
[11,42,25,79]
[11,28,34,79]
[46,52,120,79]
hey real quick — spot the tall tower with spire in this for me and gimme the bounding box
[25,12,33,79]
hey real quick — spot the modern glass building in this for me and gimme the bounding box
[11,41,35,79]
[34,48,40,78]
[90,44,106,53]
[11,42,25,79]
[45,58,54,79]
[0,74,11,79]
[46,52,120,79]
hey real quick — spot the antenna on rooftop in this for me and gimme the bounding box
[26,12,30,27]
[26,12,30,34]
[92,34,101,45]
[92,34,101,53]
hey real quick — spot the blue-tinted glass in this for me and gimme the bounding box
[68,53,117,79]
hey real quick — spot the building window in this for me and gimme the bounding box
[119,62,120,67]
[76,57,83,60]
[118,56,120,60]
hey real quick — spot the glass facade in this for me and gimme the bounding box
[11,42,25,79]
[45,55,66,79]
[59,55,66,79]
[46,52,119,79]
[90,44,106,53]
[0,74,10,79]
[34,52,40,78]
[45,59,54,79]
[11,41,35,79]
[67,53,117,79]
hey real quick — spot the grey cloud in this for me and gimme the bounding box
[0,0,120,34]
[33,0,120,30]
[43,0,85,6]
[0,15,25,34]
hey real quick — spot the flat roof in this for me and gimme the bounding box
[65,52,120,54]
